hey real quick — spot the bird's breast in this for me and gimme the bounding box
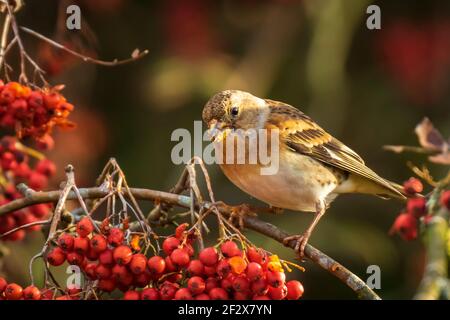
[217,141,340,212]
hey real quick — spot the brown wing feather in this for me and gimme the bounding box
[265,99,405,199]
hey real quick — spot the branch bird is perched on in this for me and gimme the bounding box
[202,89,406,257]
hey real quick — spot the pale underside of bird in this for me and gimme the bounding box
[202,89,405,256]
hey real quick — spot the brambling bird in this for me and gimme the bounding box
[202,89,406,257]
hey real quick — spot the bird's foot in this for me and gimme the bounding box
[282,232,311,259]
[227,203,257,229]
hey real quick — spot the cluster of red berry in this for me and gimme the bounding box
[0,81,75,143]
[0,136,55,241]
[0,80,75,242]
[390,178,450,241]
[0,218,305,300]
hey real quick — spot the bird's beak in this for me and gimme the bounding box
[207,120,227,141]
[208,119,229,131]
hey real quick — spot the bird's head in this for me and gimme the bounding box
[202,90,269,132]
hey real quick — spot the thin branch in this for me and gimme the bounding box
[0,184,380,300]
[20,26,149,67]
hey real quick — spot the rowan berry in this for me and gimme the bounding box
[76,216,94,237]
[199,247,218,266]
[129,253,147,274]
[113,245,133,265]
[58,233,74,251]
[147,255,166,274]
[141,288,160,300]
[286,280,304,300]
[187,276,206,295]
[90,234,107,253]
[162,236,180,255]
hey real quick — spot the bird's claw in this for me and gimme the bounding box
[228,203,256,229]
[282,233,310,259]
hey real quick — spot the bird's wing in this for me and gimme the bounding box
[265,99,405,199]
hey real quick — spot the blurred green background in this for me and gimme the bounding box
[2,0,450,299]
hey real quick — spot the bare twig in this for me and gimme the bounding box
[20,26,149,67]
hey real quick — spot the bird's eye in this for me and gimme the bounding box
[230,106,239,117]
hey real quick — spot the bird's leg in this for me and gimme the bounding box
[283,200,326,258]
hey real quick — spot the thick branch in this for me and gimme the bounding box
[0,186,380,300]
[413,208,449,300]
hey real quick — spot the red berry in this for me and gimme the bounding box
[107,227,124,247]
[407,198,427,218]
[220,275,234,292]
[268,284,288,300]
[187,276,206,295]
[84,263,97,280]
[164,256,177,272]
[147,256,166,274]
[234,291,251,300]
[160,283,177,300]
[113,245,133,265]
[286,280,304,300]
[28,172,48,190]
[47,247,66,266]
[67,252,85,266]
[36,134,54,150]
[403,177,423,195]
[440,190,450,210]
[23,285,41,300]
[246,262,263,281]
[133,272,151,287]
[129,254,147,274]
[84,246,99,261]
[199,247,218,266]
[175,288,193,300]
[220,240,241,257]
[35,159,56,177]
[90,234,107,253]
[44,92,62,109]
[98,279,116,292]
[266,270,286,288]
[30,204,49,218]
[0,277,7,293]
[73,236,89,254]
[112,264,129,281]
[170,248,190,267]
[162,237,180,255]
[216,259,231,278]
[123,290,140,300]
[187,259,204,276]
[232,275,250,292]
[251,278,269,296]
[209,287,229,300]
[76,217,94,237]
[99,249,114,266]
[253,295,270,300]
[204,265,217,277]
[141,288,160,300]
[195,293,210,300]
[58,233,74,251]
[205,277,219,293]
[95,264,112,279]
[5,283,23,300]
[390,213,418,241]
[27,91,44,109]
